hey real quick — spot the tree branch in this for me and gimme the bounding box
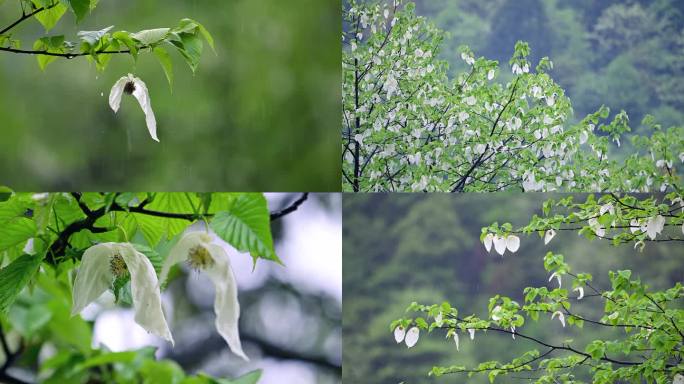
[46,193,309,263]
[269,193,309,221]
[0,2,58,36]
[0,46,137,58]
[0,324,29,384]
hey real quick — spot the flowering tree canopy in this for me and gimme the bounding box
[342,0,683,192]
[392,192,684,383]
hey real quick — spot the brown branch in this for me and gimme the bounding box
[270,193,309,221]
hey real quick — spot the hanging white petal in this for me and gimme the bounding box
[405,327,419,348]
[394,326,406,343]
[544,229,556,245]
[491,305,503,321]
[163,231,248,360]
[109,73,159,142]
[434,313,443,327]
[548,272,561,288]
[468,328,475,340]
[506,235,520,253]
[551,311,565,327]
[493,235,507,256]
[645,215,665,240]
[483,233,494,252]
[574,287,584,300]
[453,332,460,350]
[71,242,173,344]
[511,325,515,339]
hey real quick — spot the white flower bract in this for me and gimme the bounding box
[405,326,419,348]
[109,73,159,142]
[394,326,406,343]
[71,242,173,344]
[551,311,565,327]
[544,229,556,245]
[493,235,507,256]
[162,231,248,360]
[574,286,584,300]
[506,235,520,253]
[483,233,494,252]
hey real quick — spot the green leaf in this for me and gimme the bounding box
[210,193,278,265]
[131,28,170,45]
[174,32,203,73]
[8,301,52,337]
[68,0,92,22]
[112,31,138,58]
[33,35,66,70]
[132,243,163,274]
[75,351,138,372]
[153,46,174,89]
[33,2,68,32]
[139,360,185,384]
[0,254,43,314]
[176,18,215,53]
[0,217,36,250]
[218,370,262,384]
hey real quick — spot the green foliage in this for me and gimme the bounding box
[391,192,684,382]
[210,194,279,265]
[342,0,684,192]
[1,1,213,84]
[0,191,278,383]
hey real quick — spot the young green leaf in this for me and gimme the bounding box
[0,253,44,314]
[153,46,174,90]
[210,194,278,265]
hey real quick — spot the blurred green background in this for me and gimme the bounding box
[411,0,684,131]
[0,0,340,191]
[343,193,683,383]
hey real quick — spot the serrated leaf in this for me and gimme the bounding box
[33,2,68,32]
[173,32,203,73]
[131,243,162,274]
[0,254,44,314]
[153,46,173,90]
[210,194,278,265]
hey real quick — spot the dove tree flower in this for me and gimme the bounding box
[404,326,419,348]
[71,242,173,344]
[550,311,565,327]
[544,229,556,245]
[548,272,562,288]
[160,230,248,360]
[394,326,406,343]
[109,74,159,142]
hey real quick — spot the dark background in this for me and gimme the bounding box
[0,0,340,191]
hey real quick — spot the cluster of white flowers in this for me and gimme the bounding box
[71,230,248,360]
[482,233,520,256]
